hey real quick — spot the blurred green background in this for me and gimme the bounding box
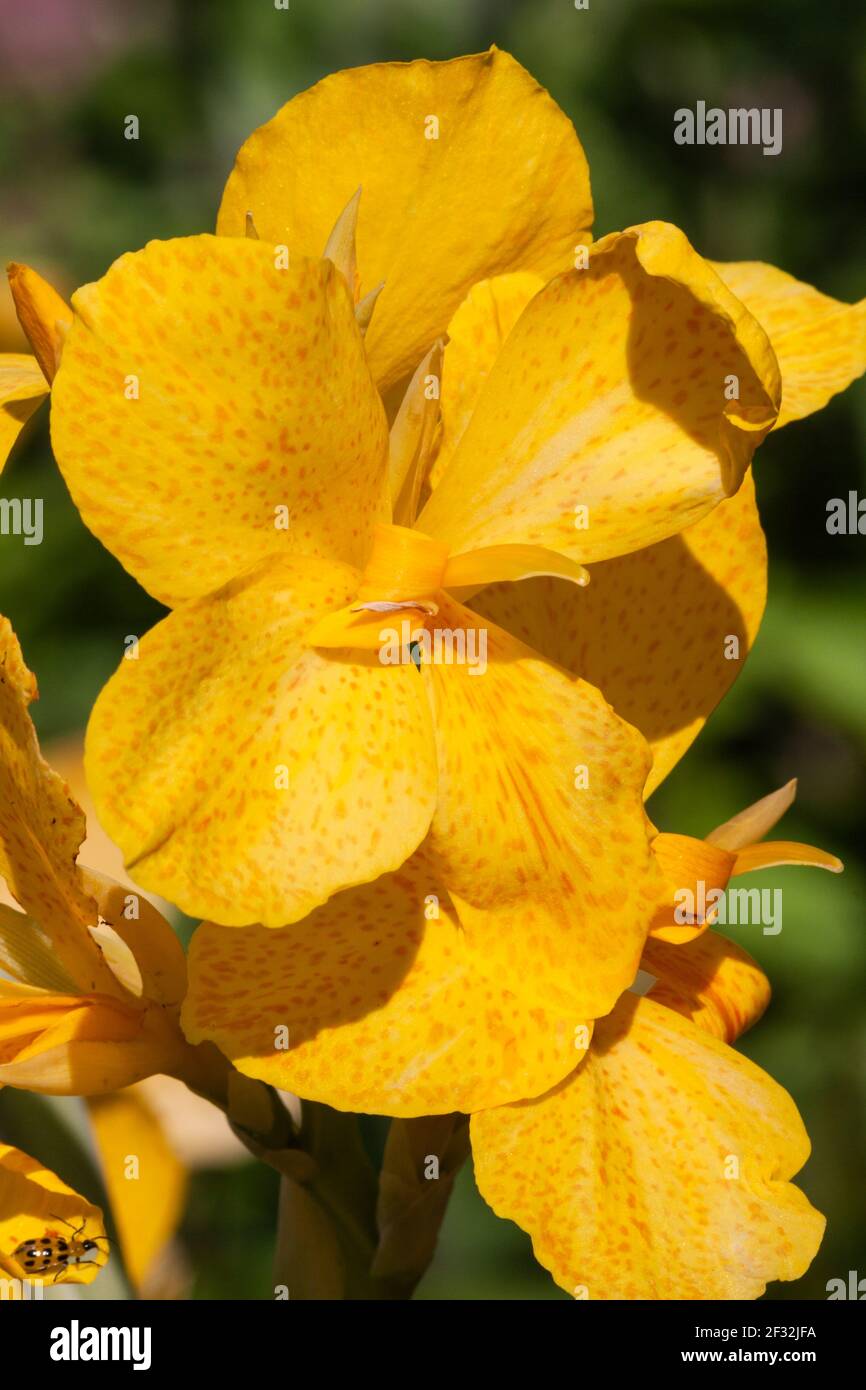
[0,0,864,1300]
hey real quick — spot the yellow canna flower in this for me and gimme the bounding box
[0,615,223,1099]
[0,1142,108,1288]
[46,220,762,1017]
[183,782,837,1298]
[35,53,863,957]
[44,119,783,973]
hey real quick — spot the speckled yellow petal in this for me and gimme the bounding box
[421,595,662,1017]
[0,353,46,473]
[86,555,437,928]
[50,237,390,607]
[183,853,583,1117]
[88,1090,187,1292]
[0,617,119,996]
[420,223,779,565]
[217,50,592,391]
[472,994,824,1300]
[0,1143,107,1285]
[430,271,544,490]
[7,262,72,384]
[714,260,866,429]
[642,930,770,1043]
[471,469,767,795]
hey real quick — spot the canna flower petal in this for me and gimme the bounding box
[472,993,824,1300]
[0,990,143,1058]
[7,262,72,385]
[50,238,390,607]
[0,265,72,473]
[183,854,583,1117]
[642,929,770,1043]
[419,222,779,566]
[0,354,47,474]
[473,470,767,795]
[0,977,189,1095]
[421,596,663,1017]
[82,868,188,1007]
[85,555,438,926]
[429,270,546,490]
[707,776,797,848]
[648,787,841,945]
[88,1089,187,1292]
[436,270,768,790]
[0,616,119,995]
[713,260,866,429]
[731,841,843,875]
[389,341,444,526]
[706,779,843,875]
[0,1143,107,1285]
[0,902,79,993]
[0,1022,186,1096]
[216,49,593,391]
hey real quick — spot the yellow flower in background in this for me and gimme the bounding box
[0,615,223,1099]
[87,1089,187,1295]
[0,1143,108,1289]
